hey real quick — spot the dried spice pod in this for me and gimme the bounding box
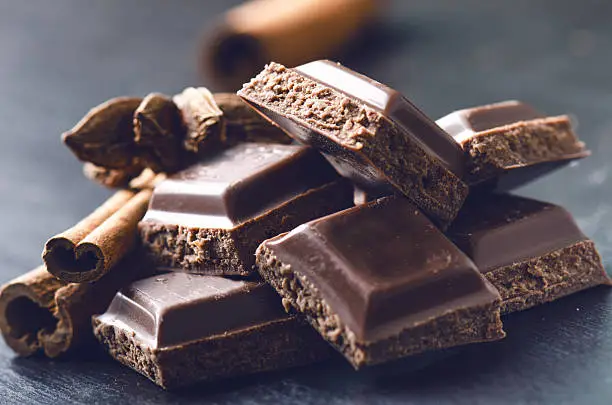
[173,87,225,155]
[63,97,144,170]
[134,93,187,173]
[213,93,291,145]
[65,90,293,185]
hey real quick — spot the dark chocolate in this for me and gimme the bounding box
[437,100,589,184]
[256,196,504,368]
[238,60,469,226]
[294,60,464,175]
[139,143,354,275]
[93,272,330,389]
[447,194,609,313]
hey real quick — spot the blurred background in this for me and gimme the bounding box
[0,0,611,403]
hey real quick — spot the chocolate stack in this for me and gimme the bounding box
[0,60,608,390]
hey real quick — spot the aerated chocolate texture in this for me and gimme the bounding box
[447,194,609,313]
[238,60,469,227]
[437,100,589,185]
[93,272,330,389]
[139,142,354,275]
[256,196,505,368]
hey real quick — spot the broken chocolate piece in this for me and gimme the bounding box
[256,196,505,368]
[447,193,610,314]
[238,60,469,226]
[436,100,590,184]
[139,143,354,275]
[93,272,330,389]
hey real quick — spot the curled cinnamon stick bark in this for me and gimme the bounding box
[202,0,385,90]
[43,189,152,283]
[83,163,144,189]
[0,257,150,358]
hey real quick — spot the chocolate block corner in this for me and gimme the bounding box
[139,142,354,275]
[437,100,589,185]
[93,272,330,389]
[238,60,469,227]
[256,196,505,368]
[447,193,609,313]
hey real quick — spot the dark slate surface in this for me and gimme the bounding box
[0,0,611,404]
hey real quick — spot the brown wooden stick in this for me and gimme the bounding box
[202,0,385,90]
[74,189,152,282]
[83,163,143,189]
[0,257,150,358]
[43,190,152,283]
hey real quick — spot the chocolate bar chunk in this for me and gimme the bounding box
[447,194,609,314]
[93,272,330,389]
[238,60,469,226]
[256,196,505,368]
[139,143,353,275]
[436,100,589,184]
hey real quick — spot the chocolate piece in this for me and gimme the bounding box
[256,196,505,368]
[436,100,590,184]
[447,194,610,314]
[353,183,397,205]
[139,143,354,275]
[93,272,330,389]
[238,60,469,226]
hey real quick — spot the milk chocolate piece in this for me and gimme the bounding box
[447,194,610,314]
[93,272,329,389]
[256,196,505,368]
[436,100,590,184]
[139,143,353,275]
[238,60,469,226]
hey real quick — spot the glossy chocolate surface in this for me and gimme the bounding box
[264,196,499,342]
[294,60,464,175]
[142,143,340,229]
[447,194,588,272]
[436,100,543,143]
[95,272,288,349]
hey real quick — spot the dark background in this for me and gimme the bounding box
[1,0,612,404]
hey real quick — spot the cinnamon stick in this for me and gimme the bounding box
[202,0,385,90]
[43,189,152,283]
[0,257,150,358]
[83,163,144,189]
